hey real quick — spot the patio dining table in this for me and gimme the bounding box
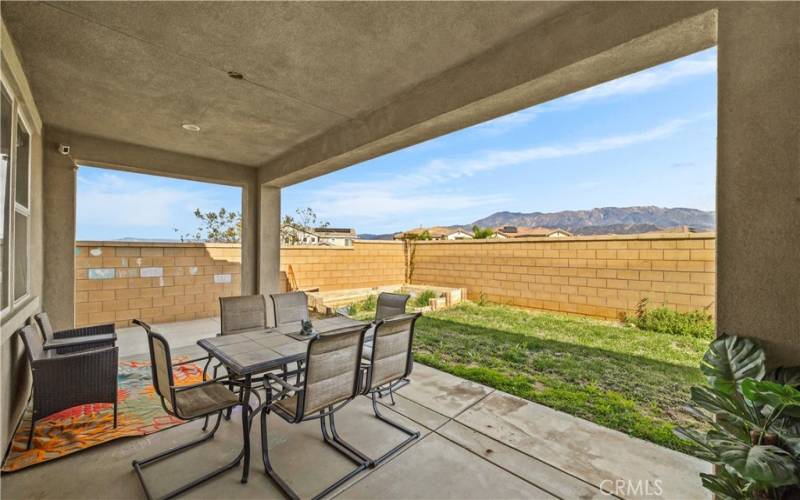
[196,315,369,483]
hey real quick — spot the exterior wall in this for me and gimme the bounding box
[0,20,44,455]
[75,242,241,328]
[280,241,405,292]
[410,234,716,320]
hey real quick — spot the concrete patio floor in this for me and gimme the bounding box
[1,318,710,499]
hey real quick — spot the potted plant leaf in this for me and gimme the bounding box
[676,335,800,499]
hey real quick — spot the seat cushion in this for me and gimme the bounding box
[273,394,299,418]
[175,383,240,419]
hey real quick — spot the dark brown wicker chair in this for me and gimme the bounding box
[33,312,116,354]
[260,324,370,499]
[360,313,421,466]
[17,324,118,450]
[131,320,245,500]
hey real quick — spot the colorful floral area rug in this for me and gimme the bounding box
[2,356,204,472]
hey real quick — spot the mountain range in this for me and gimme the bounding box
[359,206,716,239]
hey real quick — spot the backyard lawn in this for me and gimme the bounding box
[360,301,709,454]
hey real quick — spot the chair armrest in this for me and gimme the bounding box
[172,375,232,394]
[54,323,116,340]
[172,354,211,367]
[43,334,116,351]
[34,345,118,367]
[265,372,302,393]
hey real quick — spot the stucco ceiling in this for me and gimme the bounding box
[1,1,570,166]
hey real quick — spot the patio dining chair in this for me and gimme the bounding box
[217,294,273,419]
[361,293,410,404]
[220,295,269,335]
[260,324,370,500]
[374,292,410,321]
[269,291,309,326]
[362,292,409,358]
[17,324,118,450]
[131,320,246,500]
[360,313,421,466]
[33,311,117,354]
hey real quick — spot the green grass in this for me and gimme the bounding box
[409,302,709,454]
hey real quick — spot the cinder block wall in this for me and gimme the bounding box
[75,242,241,328]
[75,235,715,327]
[410,234,716,320]
[280,241,406,292]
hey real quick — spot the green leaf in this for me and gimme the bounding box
[673,427,719,462]
[768,366,800,389]
[700,470,746,500]
[741,378,800,418]
[712,436,799,487]
[691,386,761,426]
[701,335,766,394]
[773,421,800,457]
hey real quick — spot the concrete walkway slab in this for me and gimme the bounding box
[455,391,711,499]
[396,363,493,417]
[438,421,606,500]
[336,433,555,500]
[117,317,220,358]
[376,393,450,431]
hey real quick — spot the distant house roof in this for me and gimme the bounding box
[281,222,316,234]
[495,226,573,238]
[396,226,469,239]
[315,227,356,236]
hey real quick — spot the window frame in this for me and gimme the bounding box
[0,74,34,317]
[0,79,14,317]
[12,109,31,305]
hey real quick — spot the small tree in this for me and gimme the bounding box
[174,208,241,243]
[280,207,328,244]
[472,225,495,239]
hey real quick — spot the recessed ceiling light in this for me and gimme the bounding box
[181,123,201,132]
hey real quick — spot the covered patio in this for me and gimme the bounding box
[1,2,799,499]
[2,317,708,499]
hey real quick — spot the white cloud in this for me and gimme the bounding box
[300,116,703,231]
[77,170,237,236]
[471,108,539,136]
[469,50,716,136]
[564,55,716,104]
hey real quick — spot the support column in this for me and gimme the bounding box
[239,178,258,296]
[42,128,77,331]
[258,185,281,326]
[716,3,800,367]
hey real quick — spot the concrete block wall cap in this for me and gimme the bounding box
[280,245,354,251]
[76,240,242,248]
[411,232,716,244]
[351,239,403,244]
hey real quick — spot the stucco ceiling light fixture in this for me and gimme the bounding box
[181,123,201,132]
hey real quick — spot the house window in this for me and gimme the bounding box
[13,118,30,301]
[0,81,32,312]
[1,85,11,311]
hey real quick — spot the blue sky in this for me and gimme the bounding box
[77,47,716,240]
